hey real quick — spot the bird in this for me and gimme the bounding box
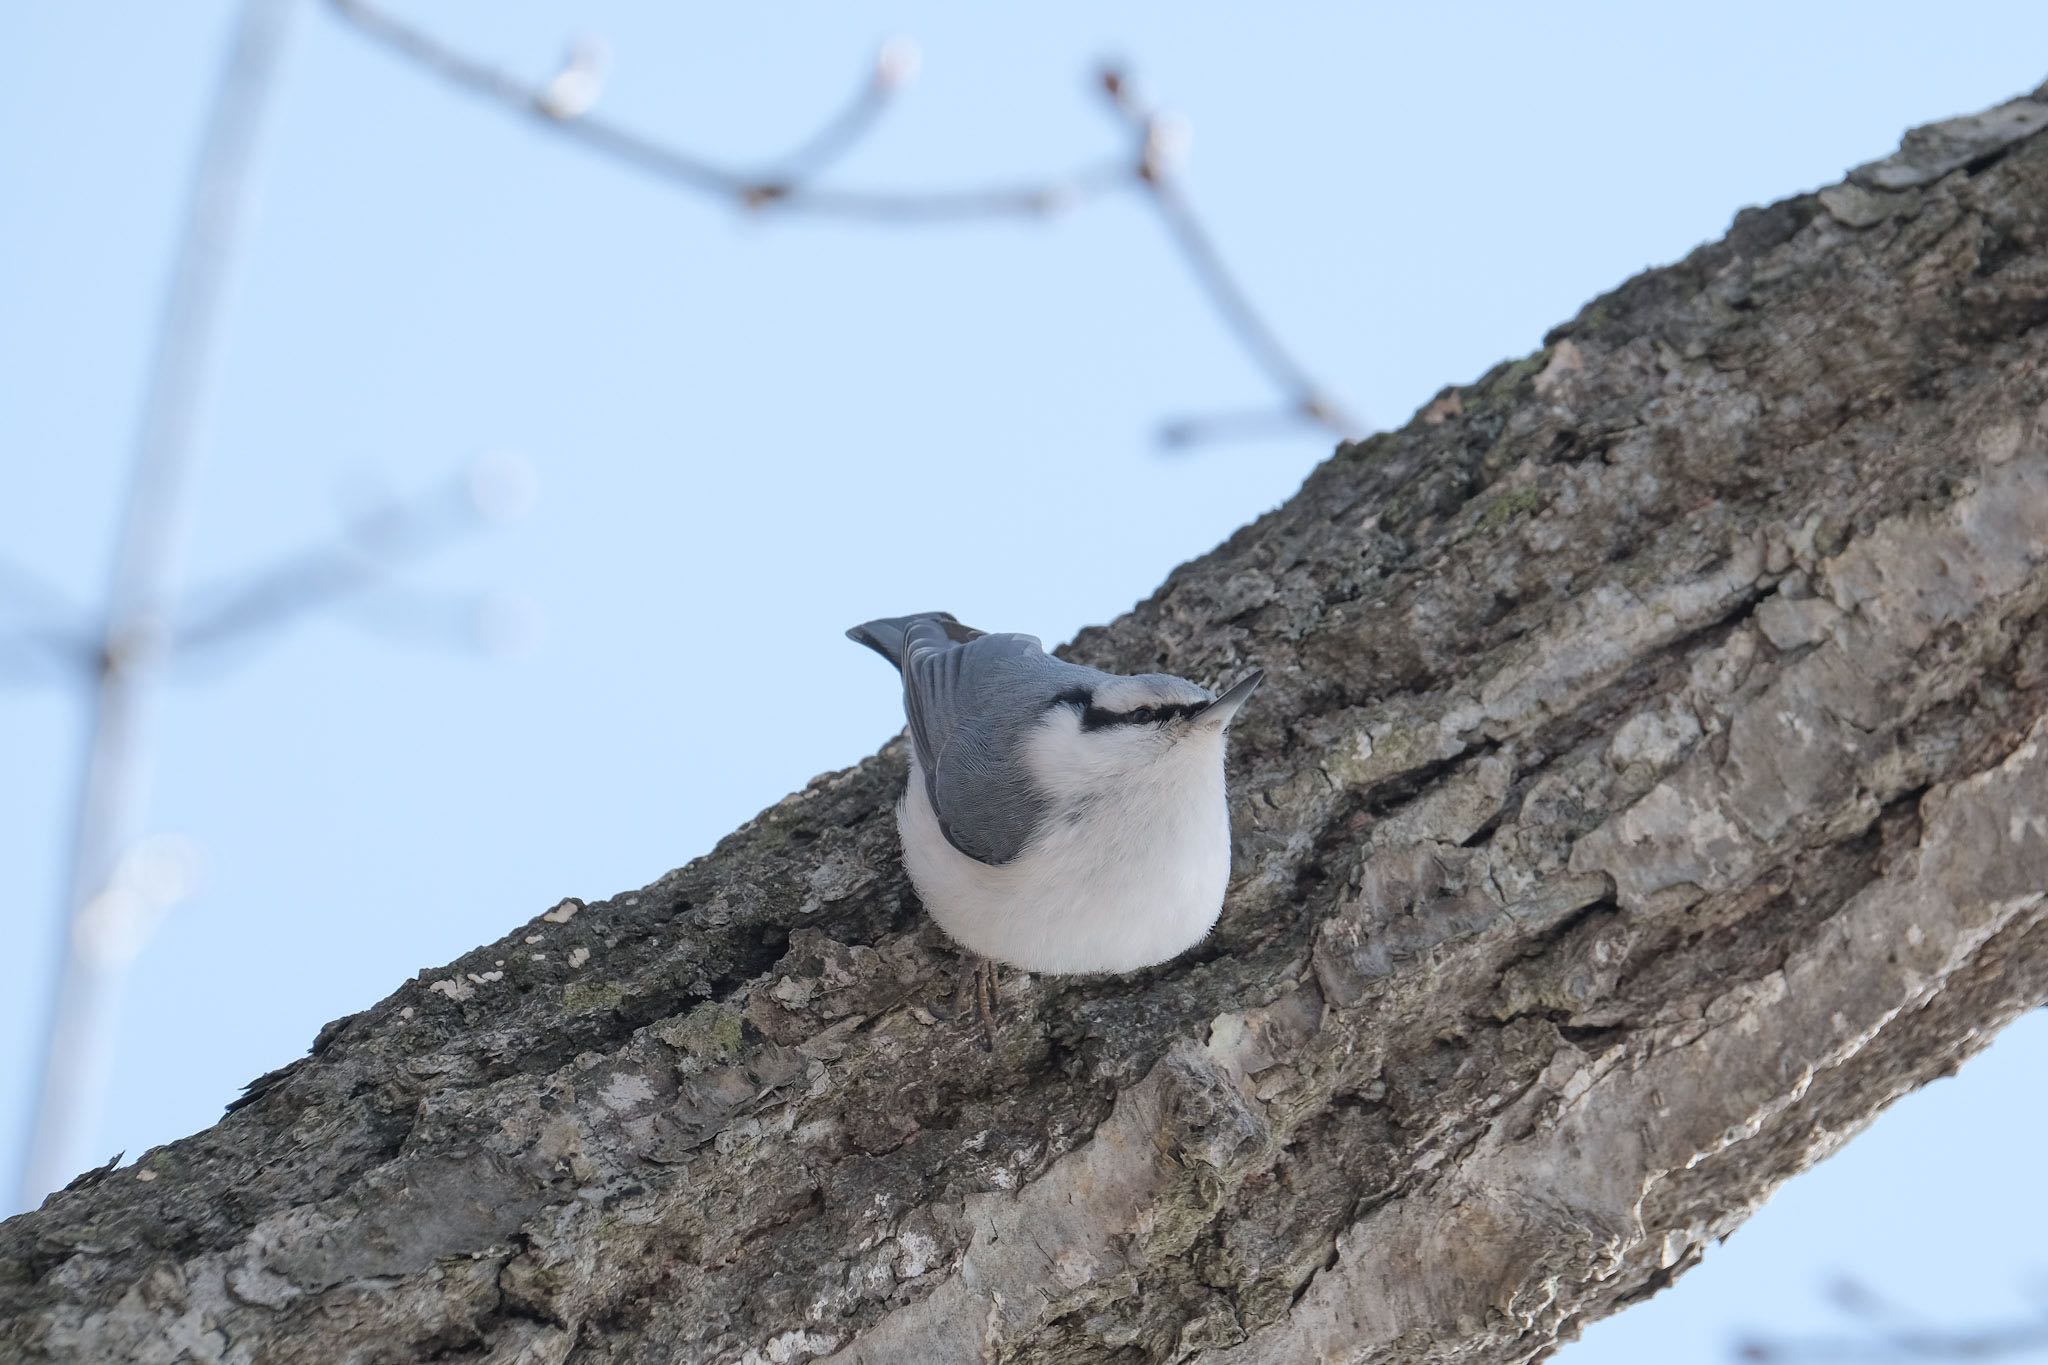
[847,611,1262,977]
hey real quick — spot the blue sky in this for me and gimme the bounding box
[3,3,2045,1358]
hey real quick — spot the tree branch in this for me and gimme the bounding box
[757,37,921,187]
[1734,1280,2048,1362]
[0,554,92,681]
[325,0,1124,218]
[0,553,83,628]
[168,455,530,662]
[9,85,2048,1365]
[13,0,295,1213]
[321,0,1356,447]
[1099,67,1361,446]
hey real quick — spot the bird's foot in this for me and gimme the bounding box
[957,956,1001,1051]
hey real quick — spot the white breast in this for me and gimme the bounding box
[895,712,1234,974]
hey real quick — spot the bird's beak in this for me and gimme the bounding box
[1193,669,1264,730]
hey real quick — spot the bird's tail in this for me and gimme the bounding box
[845,612,982,668]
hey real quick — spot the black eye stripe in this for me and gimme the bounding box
[1050,689,1202,731]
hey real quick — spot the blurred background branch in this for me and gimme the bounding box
[326,0,1127,218]
[0,554,85,628]
[0,552,92,683]
[1097,66,1360,446]
[323,0,1360,448]
[756,35,923,188]
[1733,1279,2048,1362]
[9,0,530,1209]
[14,0,297,1211]
[169,453,535,665]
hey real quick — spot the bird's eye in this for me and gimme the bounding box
[1130,707,1156,725]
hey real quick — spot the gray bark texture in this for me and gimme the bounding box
[9,88,2048,1365]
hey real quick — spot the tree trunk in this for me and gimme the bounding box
[9,88,2048,1365]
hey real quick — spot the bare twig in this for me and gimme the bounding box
[15,0,296,1211]
[320,0,1358,445]
[1096,66,1361,447]
[0,553,83,625]
[1140,180,1360,444]
[759,36,920,187]
[2,463,523,684]
[1159,407,1345,450]
[0,637,84,687]
[1735,1318,2048,1361]
[0,544,83,683]
[0,561,84,685]
[0,556,92,678]
[1734,1278,2048,1361]
[325,0,1124,220]
[171,455,531,662]
[329,584,541,660]
[0,630,93,684]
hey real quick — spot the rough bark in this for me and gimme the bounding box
[8,88,2048,1365]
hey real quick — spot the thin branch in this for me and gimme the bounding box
[15,0,295,1211]
[0,553,83,626]
[758,36,918,187]
[1096,66,1362,447]
[325,1,1123,221]
[170,461,520,661]
[1735,1279,2048,1362]
[328,0,724,196]
[329,585,541,660]
[781,161,1134,223]
[1159,406,1341,450]
[321,2,1356,441]
[1735,1319,2048,1362]
[1140,180,1360,439]
[0,557,94,682]
[0,630,95,685]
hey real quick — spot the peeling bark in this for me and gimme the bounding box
[7,88,2048,1365]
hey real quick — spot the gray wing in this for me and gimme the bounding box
[898,621,1077,866]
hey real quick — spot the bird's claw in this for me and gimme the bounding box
[958,957,1000,1051]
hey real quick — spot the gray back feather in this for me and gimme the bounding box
[849,613,1097,866]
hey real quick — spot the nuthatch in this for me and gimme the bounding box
[849,612,1261,974]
